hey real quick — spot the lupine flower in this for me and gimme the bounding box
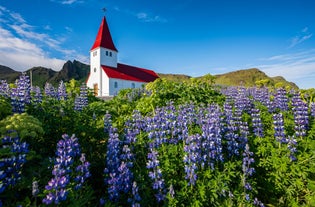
[310,102,315,117]
[74,153,91,190]
[32,180,39,196]
[183,134,201,186]
[253,197,265,207]
[201,104,223,169]
[0,80,10,98]
[147,148,166,202]
[291,92,308,138]
[104,126,122,201]
[31,86,42,104]
[223,102,240,157]
[104,112,112,133]
[311,103,315,117]
[44,82,57,98]
[74,83,88,111]
[274,88,289,111]
[10,73,31,113]
[242,144,257,204]
[273,113,287,143]
[43,134,89,205]
[127,181,141,207]
[0,135,29,205]
[251,108,264,137]
[287,136,297,161]
[57,81,67,100]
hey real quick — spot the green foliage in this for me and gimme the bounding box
[0,113,44,142]
[0,96,12,120]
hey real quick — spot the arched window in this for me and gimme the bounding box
[106,51,108,56]
[94,68,97,73]
[109,52,112,57]
[114,82,118,88]
[131,83,135,88]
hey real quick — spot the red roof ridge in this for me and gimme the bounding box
[90,16,118,52]
[101,63,159,82]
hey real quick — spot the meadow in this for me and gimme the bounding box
[1,73,315,207]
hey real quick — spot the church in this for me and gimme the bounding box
[86,16,159,97]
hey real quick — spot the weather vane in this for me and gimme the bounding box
[102,7,107,13]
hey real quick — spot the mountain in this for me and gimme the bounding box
[0,65,21,83]
[0,60,89,87]
[214,68,298,89]
[0,61,298,89]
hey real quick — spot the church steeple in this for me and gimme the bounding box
[90,16,118,52]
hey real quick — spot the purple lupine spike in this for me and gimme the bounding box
[242,144,257,203]
[201,104,223,169]
[104,126,122,201]
[10,73,31,113]
[183,134,201,186]
[74,83,88,111]
[287,136,297,161]
[31,86,42,104]
[43,134,89,205]
[44,82,57,98]
[251,108,264,138]
[273,113,287,144]
[58,81,68,100]
[0,135,29,206]
[0,80,10,98]
[311,102,315,117]
[147,148,166,202]
[291,92,308,138]
[274,88,289,111]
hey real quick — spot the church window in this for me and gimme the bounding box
[94,68,96,73]
[106,51,109,56]
[114,82,118,88]
[131,83,135,88]
[109,52,112,57]
[93,51,97,56]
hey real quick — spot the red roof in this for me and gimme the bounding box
[102,63,159,82]
[90,16,118,51]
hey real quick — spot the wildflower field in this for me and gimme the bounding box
[1,74,315,207]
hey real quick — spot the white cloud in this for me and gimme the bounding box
[258,49,315,89]
[0,7,87,71]
[289,27,313,48]
[136,12,167,23]
[114,6,167,23]
[50,0,83,5]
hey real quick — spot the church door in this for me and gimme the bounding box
[93,83,98,96]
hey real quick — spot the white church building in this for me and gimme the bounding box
[86,16,159,96]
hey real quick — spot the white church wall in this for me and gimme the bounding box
[109,78,145,96]
[100,48,117,68]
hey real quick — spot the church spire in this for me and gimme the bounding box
[90,16,118,52]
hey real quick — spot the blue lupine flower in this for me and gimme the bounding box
[10,73,31,113]
[104,126,122,201]
[57,80,68,100]
[43,134,90,205]
[291,92,308,138]
[74,83,88,111]
[183,134,201,186]
[242,144,257,204]
[311,103,315,117]
[201,104,223,169]
[251,108,264,137]
[31,86,42,104]
[273,113,287,143]
[287,136,297,161]
[0,135,29,206]
[44,82,57,98]
[274,88,288,111]
[0,80,10,98]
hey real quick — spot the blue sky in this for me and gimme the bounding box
[0,0,315,89]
